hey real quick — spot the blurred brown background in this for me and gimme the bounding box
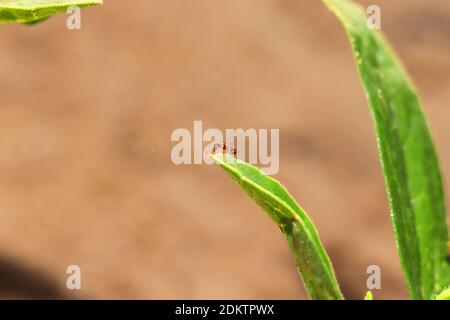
[0,0,449,299]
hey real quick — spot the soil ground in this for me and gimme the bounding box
[0,0,449,299]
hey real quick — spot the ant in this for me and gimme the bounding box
[212,143,238,156]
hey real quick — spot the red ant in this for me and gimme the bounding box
[212,143,237,156]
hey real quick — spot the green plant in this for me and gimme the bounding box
[212,0,449,300]
[435,287,450,300]
[0,0,102,24]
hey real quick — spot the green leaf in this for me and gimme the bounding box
[435,287,450,300]
[211,153,344,300]
[364,291,373,300]
[0,0,102,24]
[322,0,450,299]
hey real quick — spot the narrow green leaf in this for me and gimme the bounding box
[435,287,450,300]
[364,291,373,300]
[0,0,102,24]
[212,153,344,300]
[322,0,450,299]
